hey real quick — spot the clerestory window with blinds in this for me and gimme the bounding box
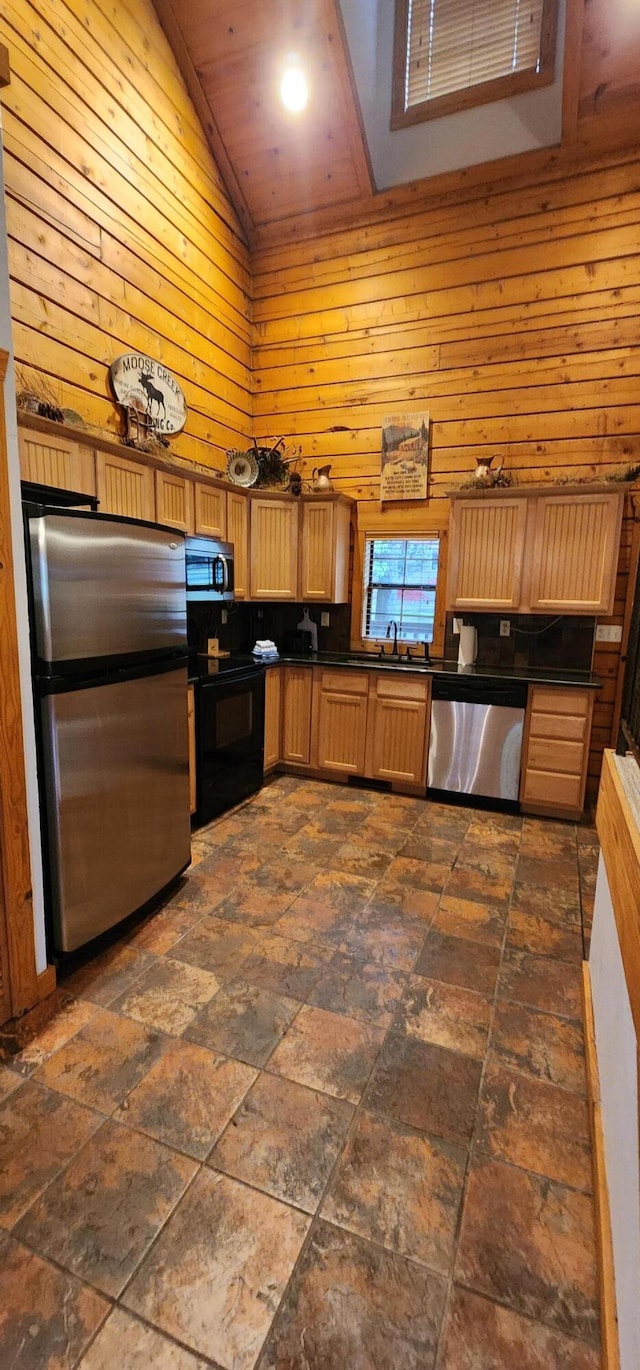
[391,0,558,129]
[362,536,440,643]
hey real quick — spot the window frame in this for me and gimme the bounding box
[351,526,447,657]
[391,0,559,130]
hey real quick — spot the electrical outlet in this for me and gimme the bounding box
[595,624,622,643]
[321,611,330,627]
[499,620,511,637]
[453,618,462,635]
[221,609,228,624]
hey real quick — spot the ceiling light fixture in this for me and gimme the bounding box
[280,56,308,112]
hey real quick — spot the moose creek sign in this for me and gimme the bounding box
[110,354,187,437]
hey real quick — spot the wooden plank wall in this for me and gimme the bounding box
[251,153,640,801]
[0,0,252,471]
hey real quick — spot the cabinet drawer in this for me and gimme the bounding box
[373,673,429,701]
[526,738,584,776]
[522,770,583,810]
[529,711,587,743]
[320,669,369,695]
[529,688,590,716]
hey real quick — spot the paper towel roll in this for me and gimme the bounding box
[458,624,478,667]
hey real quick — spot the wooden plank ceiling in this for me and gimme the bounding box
[153,0,373,239]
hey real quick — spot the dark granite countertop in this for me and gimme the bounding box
[269,651,602,690]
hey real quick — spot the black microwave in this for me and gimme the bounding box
[185,536,234,602]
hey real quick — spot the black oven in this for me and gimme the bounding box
[185,535,234,603]
[193,660,265,824]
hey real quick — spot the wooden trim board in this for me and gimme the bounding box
[0,41,9,87]
[596,751,640,1042]
[582,960,620,1370]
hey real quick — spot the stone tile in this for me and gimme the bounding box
[445,847,514,905]
[414,927,501,995]
[476,1062,592,1191]
[439,1286,600,1369]
[0,1081,100,1228]
[516,854,580,894]
[280,869,375,923]
[383,854,453,893]
[465,813,522,851]
[307,952,405,1028]
[520,819,577,860]
[396,833,461,865]
[322,1111,466,1273]
[115,1039,256,1158]
[185,979,299,1066]
[511,880,581,925]
[0,1063,22,1102]
[77,1307,208,1369]
[350,812,409,854]
[122,902,205,955]
[210,1072,353,1213]
[365,1032,481,1145]
[281,833,344,865]
[0,989,96,1076]
[269,1005,384,1104]
[456,1155,599,1345]
[258,1219,446,1370]
[490,1000,587,1094]
[432,894,507,947]
[168,915,260,976]
[506,908,583,961]
[123,1168,309,1370]
[0,1230,108,1370]
[397,975,492,1061]
[34,1009,166,1113]
[15,1119,195,1297]
[499,948,582,1021]
[63,945,155,1007]
[365,881,440,923]
[111,957,221,1034]
[329,840,394,880]
[214,860,319,923]
[414,803,471,841]
[337,902,428,971]
[240,933,330,1000]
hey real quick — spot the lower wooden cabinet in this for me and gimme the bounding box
[226,490,249,598]
[367,674,430,786]
[281,666,313,764]
[264,667,282,771]
[316,670,369,774]
[520,686,594,818]
[187,684,196,816]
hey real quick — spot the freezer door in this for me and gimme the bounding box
[29,512,186,663]
[41,665,191,952]
[427,699,524,801]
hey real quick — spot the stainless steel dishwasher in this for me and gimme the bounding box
[427,676,528,802]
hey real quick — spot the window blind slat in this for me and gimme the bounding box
[405,0,545,109]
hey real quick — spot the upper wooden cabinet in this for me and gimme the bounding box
[194,481,226,538]
[96,452,155,522]
[447,496,528,611]
[250,497,299,600]
[300,499,351,603]
[226,490,250,599]
[448,487,623,615]
[155,470,194,533]
[19,430,95,496]
[529,492,623,614]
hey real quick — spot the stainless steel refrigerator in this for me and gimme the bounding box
[25,499,191,954]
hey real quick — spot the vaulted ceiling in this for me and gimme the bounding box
[153,0,640,247]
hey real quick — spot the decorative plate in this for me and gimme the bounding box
[226,449,259,486]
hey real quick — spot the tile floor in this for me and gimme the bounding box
[0,775,601,1369]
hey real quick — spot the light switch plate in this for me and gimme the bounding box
[595,624,622,642]
[499,620,511,637]
[321,611,330,627]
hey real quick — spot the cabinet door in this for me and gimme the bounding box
[155,470,194,533]
[187,684,196,815]
[194,482,226,538]
[368,675,430,786]
[226,491,249,599]
[448,497,528,610]
[250,498,299,600]
[264,668,282,771]
[529,492,623,614]
[19,430,95,495]
[301,502,334,600]
[96,452,155,521]
[281,667,313,764]
[520,686,593,817]
[316,670,369,774]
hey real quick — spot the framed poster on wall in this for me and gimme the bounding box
[380,413,430,501]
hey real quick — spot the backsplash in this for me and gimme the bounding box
[443,613,596,672]
[188,602,352,657]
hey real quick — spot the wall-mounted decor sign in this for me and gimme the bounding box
[380,413,430,502]
[110,354,187,437]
